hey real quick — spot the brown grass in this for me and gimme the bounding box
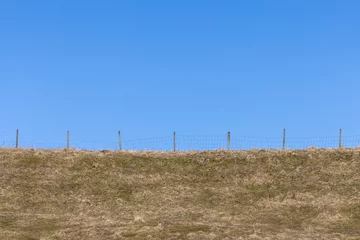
[0,148,360,239]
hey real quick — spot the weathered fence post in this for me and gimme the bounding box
[16,129,19,148]
[118,130,122,151]
[66,130,70,149]
[173,132,176,152]
[339,129,342,148]
[227,131,231,151]
[282,128,286,150]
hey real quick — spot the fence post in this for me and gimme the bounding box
[227,131,231,150]
[282,128,286,150]
[173,132,176,152]
[16,129,19,148]
[66,130,70,149]
[339,129,342,148]
[118,130,122,151]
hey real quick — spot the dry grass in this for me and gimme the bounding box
[0,148,359,239]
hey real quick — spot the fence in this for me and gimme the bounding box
[1,129,360,151]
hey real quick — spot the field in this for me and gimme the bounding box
[0,148,359,239]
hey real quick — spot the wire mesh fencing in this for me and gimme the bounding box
[177,135,360,151]
[1,131,360,151]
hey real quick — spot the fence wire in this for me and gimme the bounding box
[1,134,360,151]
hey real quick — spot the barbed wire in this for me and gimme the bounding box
[123,136,173,151]
[0,134,359,151]
[0,135,4,147]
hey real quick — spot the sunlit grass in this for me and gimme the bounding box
[0,148,359,239]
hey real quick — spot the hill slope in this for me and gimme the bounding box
[0,149,359,239]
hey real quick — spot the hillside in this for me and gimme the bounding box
[0,148,359,239]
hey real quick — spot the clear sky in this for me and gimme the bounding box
[0,1,359,149]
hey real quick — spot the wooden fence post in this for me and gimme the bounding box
[227,131,231,151]
[339,129,342,148]
[282,128,286,150]
[67,130,70,149]
[16,129,19,148]
[118,131,122,151]
[173,132,176,152]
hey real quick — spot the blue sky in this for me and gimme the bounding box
[0,1,359,149]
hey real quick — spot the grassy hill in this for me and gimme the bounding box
[0,148,359,239]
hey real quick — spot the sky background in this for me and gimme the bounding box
[0,1,359,149]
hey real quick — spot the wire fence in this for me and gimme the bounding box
[1,130,360,151]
